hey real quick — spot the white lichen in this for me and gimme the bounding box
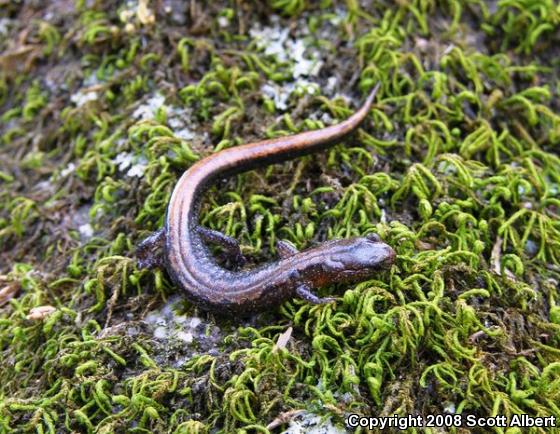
[132,93,166,120]
[154,326,168,340]
[60,163,76,178]
[78,223,94,239]
[114,152,148,178]
[167,108,196,140]
[249,19,290,61]
[218,16,229,28]
[249,16,325,111]
[281,413,346,434]
[261,83,291,110]
[0,18,13,37]
[70,91,98,107]
[143,296,215,364]
[288,39,323,78]
[444,402,456,414]
[176,331,193,343]
[261,79,320,111]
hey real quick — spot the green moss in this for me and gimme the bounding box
[1,0,559,433]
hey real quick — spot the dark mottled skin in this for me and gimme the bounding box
[137,83,396,314]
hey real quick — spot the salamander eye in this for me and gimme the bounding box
[366,233,381,242]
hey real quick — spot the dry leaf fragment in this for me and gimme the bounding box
[491,236,502,275]
[273,326,292,352]
[27,305,56,320]
[266,409,305,430]
[0,45,42,77]
[0,281,21,306]
[137,0,155,25]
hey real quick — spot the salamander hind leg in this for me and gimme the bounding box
[137,229,166,269]
[197,226,247,267]
[296,284,336,305]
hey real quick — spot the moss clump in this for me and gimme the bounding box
[1,0,559,433]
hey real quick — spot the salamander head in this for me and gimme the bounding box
[319,233,396,282]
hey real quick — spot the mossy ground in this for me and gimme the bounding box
[1,1,560,433]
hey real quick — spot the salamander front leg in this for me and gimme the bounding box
[137,229,166,269]
[197,226,247,267]
[276,239,299,258]
[296,284,336,305]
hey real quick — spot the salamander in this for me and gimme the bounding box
[137,83,395,313]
